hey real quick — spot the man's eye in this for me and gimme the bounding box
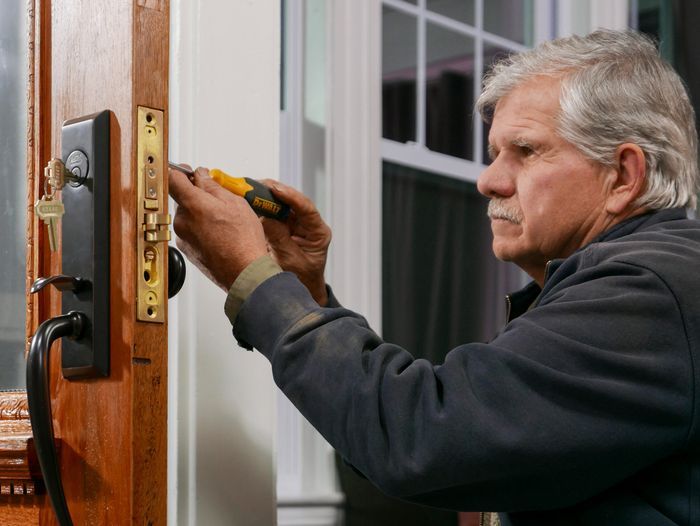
[519,145,535,157]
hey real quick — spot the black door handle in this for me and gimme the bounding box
[168,246,186,298]
[27,311,86,526]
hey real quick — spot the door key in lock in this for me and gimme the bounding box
[35,157,88,251]
[35,195,64,252]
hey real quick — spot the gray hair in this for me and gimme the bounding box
[477,29,699,210]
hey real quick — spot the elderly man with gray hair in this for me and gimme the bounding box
[170,30,700,525]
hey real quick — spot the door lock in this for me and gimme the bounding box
[137,107,170,322]
[28,110,111,526]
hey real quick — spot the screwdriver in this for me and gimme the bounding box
[169,161,290,220]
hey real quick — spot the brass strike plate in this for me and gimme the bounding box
[137,107,169,323]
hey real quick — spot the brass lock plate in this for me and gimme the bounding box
[137,107,169,322]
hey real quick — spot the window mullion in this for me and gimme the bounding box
[417,0,427,146]
[473,0,484,165]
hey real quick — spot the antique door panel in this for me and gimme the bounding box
[0,0,170,524]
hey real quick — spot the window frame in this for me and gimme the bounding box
[381,0,555,183]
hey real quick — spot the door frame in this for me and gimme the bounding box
[0,0,171,523]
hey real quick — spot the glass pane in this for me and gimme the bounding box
[480,45,513,164]
[426,0,475,25]
[382,6,417,143]
[383,162,523,360]
[426,23,475,160]
[0,3,29,389]
[484,0,534,46]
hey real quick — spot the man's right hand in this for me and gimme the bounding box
[260,181,332,306]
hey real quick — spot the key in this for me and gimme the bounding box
[35,196,65,252]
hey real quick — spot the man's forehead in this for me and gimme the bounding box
[489,78,562,140]
[496,76,561,109]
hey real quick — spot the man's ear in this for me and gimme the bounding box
[605,143,647,215]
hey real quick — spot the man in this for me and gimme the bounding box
[170,30,700,525]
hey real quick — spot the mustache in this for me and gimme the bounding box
[487,199,523,224]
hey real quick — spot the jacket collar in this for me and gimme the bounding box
[589,207,688,244]
[504,208,689,322]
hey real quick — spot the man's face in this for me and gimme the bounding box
[477,77,615,284]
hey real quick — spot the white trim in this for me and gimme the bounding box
[328,0,383,328]
[384,0,530,52]
[533,0,556,44]
[417,0,426,145]
[557,0,629,38]
[278,506,344,526]
[589,0,629,30]
[473,0,484,164]
[382,139,482,183]
[168,1,280,524]
[555,0,584,37]
[280,0,304,191]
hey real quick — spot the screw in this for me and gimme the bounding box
[148,188,156,197]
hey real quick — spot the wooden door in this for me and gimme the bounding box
[0,0,170,523]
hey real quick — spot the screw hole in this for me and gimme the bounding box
[147,306,156,318]
[146,113,153,123]
[144,270,151,282]
[148,155,154,164]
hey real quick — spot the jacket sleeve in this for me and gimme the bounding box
[232,261,693,511]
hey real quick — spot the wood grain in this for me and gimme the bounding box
[132,4,170,522]
[0,0,170,524]
[50,0,170,523]
[0,419,38,481]
[0,389,46,522]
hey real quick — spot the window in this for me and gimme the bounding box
[0,2,29,390]
[382,0,538,177]
[380,0,543,361]
[631,0,700,207]
[334,2,546,524]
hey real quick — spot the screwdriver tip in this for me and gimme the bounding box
[168,161,195,180]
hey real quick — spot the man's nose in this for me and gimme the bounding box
[477,160,515,198]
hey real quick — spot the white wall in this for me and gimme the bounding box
[168,1,280,525]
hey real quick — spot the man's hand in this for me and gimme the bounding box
[260,180,331,306]
[169,166,268,292]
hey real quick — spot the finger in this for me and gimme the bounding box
[169,167,203,208]
[170,162,195,181]
[269,182,326,229]
[194,167,249,205]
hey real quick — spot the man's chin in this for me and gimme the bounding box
[491,235,524,263]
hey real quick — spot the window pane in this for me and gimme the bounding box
[426,0,475,25]
[382,6,418,143]
[426,23,475,160]
[484,0,534,46]
[0,3,28,389]
[383,162,522,361]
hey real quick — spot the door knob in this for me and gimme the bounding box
[168,246,186,298]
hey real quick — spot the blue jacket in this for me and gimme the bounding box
[233,208,700,525]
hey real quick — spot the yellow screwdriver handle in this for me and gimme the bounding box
[209,169,254,196]
[209,168,290,220]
